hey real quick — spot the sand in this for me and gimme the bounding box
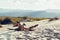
[0,19,60,40]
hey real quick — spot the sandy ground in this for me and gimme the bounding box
[0,19,60,40]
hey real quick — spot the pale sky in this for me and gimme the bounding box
[0,0,60,10]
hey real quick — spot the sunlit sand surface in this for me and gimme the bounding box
[0,19,60,40]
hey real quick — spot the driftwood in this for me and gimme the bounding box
[8,24,38,31]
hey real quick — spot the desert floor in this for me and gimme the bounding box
[0,19,60,40]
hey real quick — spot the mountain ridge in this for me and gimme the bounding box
[0,9,60,18]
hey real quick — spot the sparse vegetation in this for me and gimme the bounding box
[0,16,48,24]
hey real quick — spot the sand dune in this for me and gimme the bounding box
[0,19,60,40]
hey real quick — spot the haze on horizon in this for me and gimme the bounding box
[0,0,60,18]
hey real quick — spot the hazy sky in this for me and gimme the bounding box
[0,0,60,10]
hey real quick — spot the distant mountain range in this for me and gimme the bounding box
[0,9,60,18]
